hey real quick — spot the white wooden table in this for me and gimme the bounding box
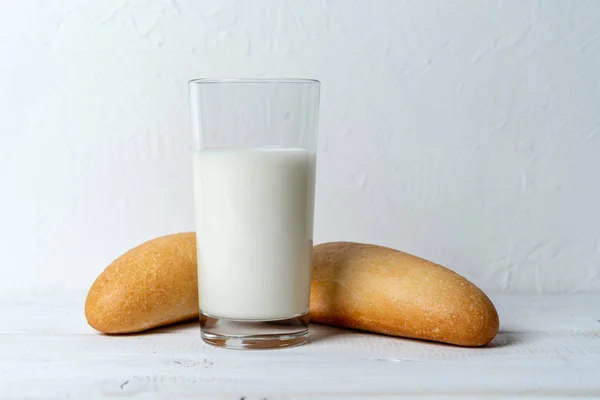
[1,292,599,399]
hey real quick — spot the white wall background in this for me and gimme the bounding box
[1,0,599,293]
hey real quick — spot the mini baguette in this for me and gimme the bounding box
[310,242,499,346]
[85,233,198,334]
[85,234,499,346]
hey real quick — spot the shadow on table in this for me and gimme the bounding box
[101,320,524,350]
[308,324,526,348]
[307,324,355,344]
[485,330,528,348]
[100,319,199,336]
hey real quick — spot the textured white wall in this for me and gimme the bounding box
[1,0,599,293]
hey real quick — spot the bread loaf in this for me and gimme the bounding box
[85,235,499,346]
[85,233,198,333]
[310,242,499,346]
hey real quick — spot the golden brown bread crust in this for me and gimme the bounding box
[85,233,199,333]
[310,242,499,346]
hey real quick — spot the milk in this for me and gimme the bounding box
[193,148,316,320]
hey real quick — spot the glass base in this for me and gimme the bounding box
[199,311,309,350]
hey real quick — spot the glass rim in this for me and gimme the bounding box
[188,78,320,85]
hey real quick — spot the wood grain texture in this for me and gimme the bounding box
[1,292,600,399]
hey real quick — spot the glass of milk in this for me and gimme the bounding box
[189,78,320,349]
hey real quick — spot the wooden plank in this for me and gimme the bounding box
[1,293,599,398]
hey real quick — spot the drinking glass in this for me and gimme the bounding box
[189,78,320,349]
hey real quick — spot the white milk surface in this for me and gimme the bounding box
[193,148,316,320]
